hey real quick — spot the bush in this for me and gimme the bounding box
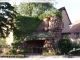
[71,42,80,49]
[58,37,72,54]
[0,38,8,48]
[6,49,17,55]
[42,49,56,56]
[69,49,80,55]
[19,49,30,54]
[55,48,61,55]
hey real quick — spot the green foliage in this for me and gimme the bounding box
[54,10,62,19]
[14,16,42,38]
[38,10,62,20]
[58,38,72,54]
[26,32,54,41]
[13,3,55,16]
[69,50,80,55]
[14,3,35,16]
[19,49,24,54]
[71,42,80,49]
[11,42,19,49]
[0,38,7,48]
[42,49,56,56]
[9,49,17,54]
[6,49,17,55]
[34,3,55,16]
[19,49,30,54]
[13,10,62,50]
[55,48,61,55]
[0,2,16,37]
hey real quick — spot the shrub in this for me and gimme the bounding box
[19,49,24,54]
[55,48,61,55]
[19,49,30,54]
[71,42,80,49]
[42,49,56,56]
[69,49,80,55]
[6,49,17,55]
[0,38,8,48]
[58,37,72,54]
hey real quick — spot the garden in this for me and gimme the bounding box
[0,2,80,57]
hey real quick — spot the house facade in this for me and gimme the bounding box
[5,7,72,54]
[58,7,72,38]
[23,15,62,54]
[61,8,80,44]
[69,21,80,43]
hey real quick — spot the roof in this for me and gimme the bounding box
[58,7,72,25]
[26,32,54,41]
[70,23,80,33]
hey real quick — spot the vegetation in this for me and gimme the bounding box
[38,10,62,20]
[6,48,17,55]
[42,49,56,56]
[71,41,80,49]
[58,37,72,54]
[0,2,16,37]
[13,10,62,39]
[0,2,63,55]
[12,2,62,53]
[14,16,42,39]
[69,49,80,56]
[0,38,7,48]
[68,41,80,55]
[13,10,62,42]
[19,49,30,54]
[13,3,55,16]
[26,32,54,41]
[13,2,62,40]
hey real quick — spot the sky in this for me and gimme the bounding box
[6,0,80,25]
[56,0,80,25]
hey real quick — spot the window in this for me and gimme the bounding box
[74,33,79,39]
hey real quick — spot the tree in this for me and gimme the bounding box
[58,37,72,54]
[13,3,35,16]
[0,2,16,37]
[13,2,56,16]
[34,3,55,16]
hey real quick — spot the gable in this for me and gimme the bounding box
[58,7,72,25]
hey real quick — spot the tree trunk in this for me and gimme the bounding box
[6,31,13,46]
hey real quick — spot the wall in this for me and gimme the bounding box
[70,33,80,43]
[61,10,70,33]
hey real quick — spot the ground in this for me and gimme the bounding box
[0,55,80,60]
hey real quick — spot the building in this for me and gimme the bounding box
[59,7,72,38]
[22,7,72,54]
[17,7,72,54]
[70,20,80,43]
[22,15,62,54]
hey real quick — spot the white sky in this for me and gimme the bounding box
[6,0,80,25]
[56,0,80,25]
